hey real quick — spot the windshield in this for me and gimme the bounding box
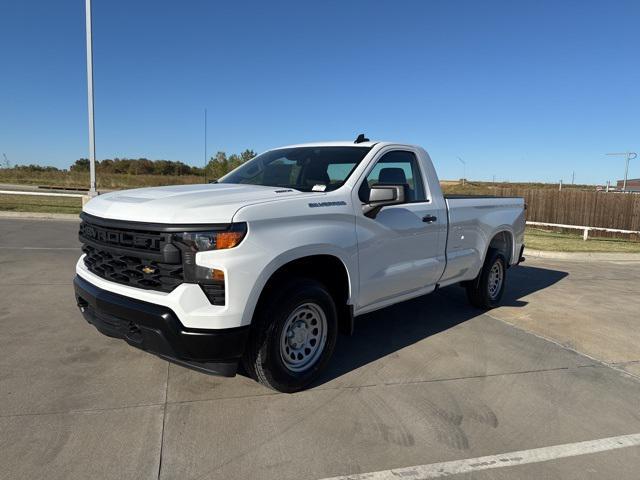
[218,146,372,192]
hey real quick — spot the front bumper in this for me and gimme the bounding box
[74,275,249,376]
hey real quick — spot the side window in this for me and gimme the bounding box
[358,151,427,203]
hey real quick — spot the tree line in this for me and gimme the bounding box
[2,150,257,179]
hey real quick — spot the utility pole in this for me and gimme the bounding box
[204,108,208,183]
[85,0,97,196]
[606,152,637,192]
[457,156,466,186]
[571,171,575,185]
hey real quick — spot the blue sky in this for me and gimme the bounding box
[1,0,638,184]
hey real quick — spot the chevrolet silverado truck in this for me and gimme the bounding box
[74,138,525,392]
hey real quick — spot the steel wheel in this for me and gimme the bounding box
[279,302,328,373]
[487,260,504,299]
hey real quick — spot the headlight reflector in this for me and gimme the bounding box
[173,223,247,251]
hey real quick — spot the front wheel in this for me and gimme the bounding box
[243,278,338,392]
[465,248,507,309]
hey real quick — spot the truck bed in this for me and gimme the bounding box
[439,195,526,286]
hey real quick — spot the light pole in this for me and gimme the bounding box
[457,156,466,186]
[85,0,97,196]
[606,152,637,192]
[204,108,208,183]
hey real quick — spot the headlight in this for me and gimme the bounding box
[173,223,247,251]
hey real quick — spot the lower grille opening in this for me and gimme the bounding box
[200,283,225,306]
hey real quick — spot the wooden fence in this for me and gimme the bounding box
[494,188,640,238]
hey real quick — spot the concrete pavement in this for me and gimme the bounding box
[488,256,640,379]
[0,218,639,480]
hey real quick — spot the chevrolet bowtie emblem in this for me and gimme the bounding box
[141,266,156,275]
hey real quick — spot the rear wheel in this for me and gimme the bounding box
[243,278,338,392]
[465,248,507,309]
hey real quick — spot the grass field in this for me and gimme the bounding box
[441,180,592,195]
[0,170,204,189]
[0,194,82,215]
[525,227,640,253]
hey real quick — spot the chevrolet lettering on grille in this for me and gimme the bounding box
[80,223,161,250]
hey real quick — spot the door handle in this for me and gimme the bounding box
[422,215,437,223]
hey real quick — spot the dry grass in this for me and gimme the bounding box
[441,180,593,196]
[525,227,640,253]
[0,194,82,214]
[0,170,205,189]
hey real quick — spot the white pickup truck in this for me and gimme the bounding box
[74,138,525,392]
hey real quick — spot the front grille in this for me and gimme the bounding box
[79,221,164,253]
[78,214,232,297]
[82,244,184,292]
[79,215,184,293]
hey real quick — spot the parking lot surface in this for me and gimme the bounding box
[1,217,639,480]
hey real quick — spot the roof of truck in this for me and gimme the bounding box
[271,140,415,150]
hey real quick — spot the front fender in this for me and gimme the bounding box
[240,244,357,327]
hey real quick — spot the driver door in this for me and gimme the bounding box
[354,149,447,310]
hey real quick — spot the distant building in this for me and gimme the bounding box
[616,178,640,192]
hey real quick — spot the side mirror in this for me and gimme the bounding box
[362,184,405,218]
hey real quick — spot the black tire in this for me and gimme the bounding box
[242,277,338,393]
[465,248,507,309]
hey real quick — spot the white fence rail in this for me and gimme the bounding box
[527,221,640,241]
[0,189,85,199]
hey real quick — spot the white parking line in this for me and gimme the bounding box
[320,433,640,480]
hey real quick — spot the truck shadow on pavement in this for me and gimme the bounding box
[313,264,569,386]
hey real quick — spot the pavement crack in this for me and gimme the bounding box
[165,389,282,407]
[611,360,640,367]
[311,365,593,392]
[159,365,595,412]
[0,402,165,419]
[157,362,170,480]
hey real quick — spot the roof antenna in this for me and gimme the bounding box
[354,133,369,144]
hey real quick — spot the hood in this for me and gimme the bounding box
[83,183,308,224]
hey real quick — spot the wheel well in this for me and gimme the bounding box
[256,255,353,335]
[489,231,513,265]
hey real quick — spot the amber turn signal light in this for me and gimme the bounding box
[216,231,245,250]
[210,268,225,282]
